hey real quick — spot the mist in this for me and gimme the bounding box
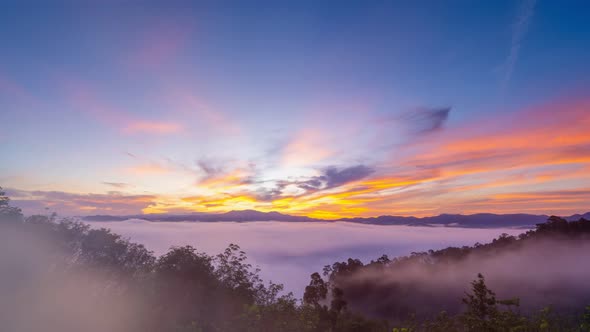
[332,235,590,320]
[81,220,524,295]
[3,216,590,331]
[0,224,148,332]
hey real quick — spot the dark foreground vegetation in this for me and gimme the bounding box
[1,187,590,332]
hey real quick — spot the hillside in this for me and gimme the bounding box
[312,216,590,324]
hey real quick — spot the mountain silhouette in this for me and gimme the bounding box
[82,210,590,228]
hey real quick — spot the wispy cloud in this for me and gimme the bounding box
[126,151,138,159]
[197,159,224,178]
[166,89,242,135]
[399,107,451,135]
[298,165,375,191]
[102,182,131,189]
[63,78,184,136]
[7,188,157,215]
[253,165,375,202]
[125,164,171,175]
[123,121,184,135]
[500,0,537,93]
[281,129,334,167]
[371,106,452,150]
[125,19,193,70]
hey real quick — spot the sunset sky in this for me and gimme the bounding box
[1,1,589,218]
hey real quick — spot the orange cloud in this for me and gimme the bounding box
[491,189,590,201]
[126,164,170,175]
[275,97,590,217]
[144,192,264,214]
[426,99,590,161]
[38,95,590,219]
[199,170,250,189]
[393,98,590,184]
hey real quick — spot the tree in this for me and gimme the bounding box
[581,306,590,332]
[0,187,22,223]
[152,245,218,330]
[79,228,155,276]
[330,287,347,314]
[460,273,525,332]
[303,272,328,307]
[423,311,459,332]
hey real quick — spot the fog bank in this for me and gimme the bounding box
[335,237,590,319]
[84,220,524,295]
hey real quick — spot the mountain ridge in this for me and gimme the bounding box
[81,210,590,228]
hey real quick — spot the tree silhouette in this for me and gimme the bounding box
[303,272,328,307]
[0,187,22,223]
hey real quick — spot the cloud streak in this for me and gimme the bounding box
[62,78,185,136]
[123,121,184,135]
[6,188,157,215]
[295,165,375,192]
[125,164,171,175]
[400,107,451,135]
[501,0,537,92]
[102,182,131,189]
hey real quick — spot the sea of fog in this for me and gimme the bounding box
[84,220,525,296]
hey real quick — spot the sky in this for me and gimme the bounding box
[1,0,589,218]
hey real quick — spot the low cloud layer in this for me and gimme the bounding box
[82,220,523,296]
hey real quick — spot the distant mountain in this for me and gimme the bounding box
[82,210,317,223]
[81,210,589,228]
[340,213,551,228]
[187,210,316,222]
[566,212,590,221]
